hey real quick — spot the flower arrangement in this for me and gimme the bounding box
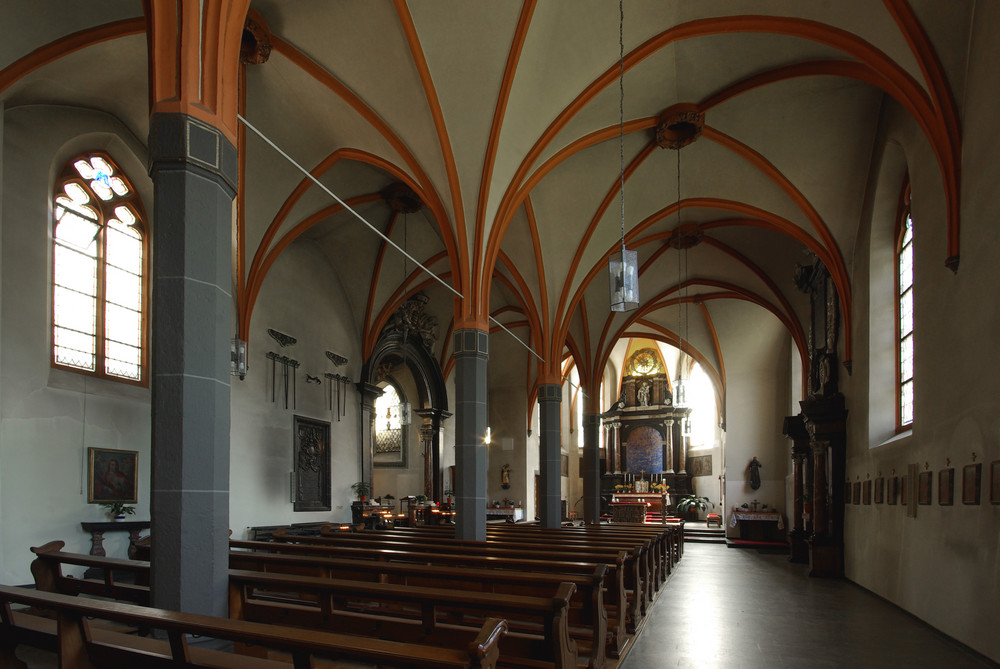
[650,482,670,492]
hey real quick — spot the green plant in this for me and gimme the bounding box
[675,494,713,514]
[350,481,370,499]
[101,501,135,519]
[415,494,428,503]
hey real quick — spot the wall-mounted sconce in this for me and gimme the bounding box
[230,338,248,380]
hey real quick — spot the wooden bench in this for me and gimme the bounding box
[29,540,151,606]
[0,584,507,669]
[228,568,578,669]
[272,531,650,634]
[230,547,608,669]
[233,538,632,658]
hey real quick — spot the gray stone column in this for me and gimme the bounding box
[454,329,488,541]
[538,383,562,528]
[582,413,601,524]
[148,113,237,616]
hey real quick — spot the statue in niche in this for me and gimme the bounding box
[501,463,511,489]
[637,381,651,407]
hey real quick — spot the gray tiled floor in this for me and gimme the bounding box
[621,543,997,669]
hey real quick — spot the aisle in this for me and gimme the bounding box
[621,542,995,669]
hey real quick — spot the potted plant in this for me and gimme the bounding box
[675,494,713,520]
[100,501,135,522]
[414,494,428,505]
[351,481,370,502]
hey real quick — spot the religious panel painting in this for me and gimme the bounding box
[624,425,663,474]
[938,468,954,506]
[87,447,138,504]
[862,480,871,505]
[917,471,932,505]
[293,415,331,512]
[962,463,981,505]
[687,454,712,477]
[874,477,884,504]
[851,482,861,505]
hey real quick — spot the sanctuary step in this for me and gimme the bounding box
[680,521,727,544]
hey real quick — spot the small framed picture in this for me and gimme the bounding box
[887,477,898,505]
[874,477,884,504]
[87,448,138,504]
[938,469,954,506]
[852,482,861,505]
[917,471,932,505]
[963,463,982,505]
[990,461,1000,505]
[862,480,872,505]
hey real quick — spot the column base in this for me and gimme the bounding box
[788,529,810,564]
[807,537,844,577]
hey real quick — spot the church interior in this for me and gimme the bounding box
[1,1,999,666]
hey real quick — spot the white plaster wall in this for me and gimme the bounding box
[0,106,152,584]
[717,304,792,532]
[843,6,1000,660]
[229,239,362,537]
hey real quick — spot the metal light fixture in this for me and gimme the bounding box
[674,148,689,409]
[398,212,412,425]
[230,338,248,380]
[609,0,638,312]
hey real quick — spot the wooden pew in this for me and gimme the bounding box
[274,528,647,624]
[0,584,507,669]
[29,540,151,606]
[230,547,608,669]
[228,568,578,669]
[233,538,632,658]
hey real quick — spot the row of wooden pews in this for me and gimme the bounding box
[8,520,681,669]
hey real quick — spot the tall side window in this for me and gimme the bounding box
[52,153,146,384]
[896,186,914,428]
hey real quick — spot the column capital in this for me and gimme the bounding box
[453,328,489,358]
[149,112,238,195]
[537,383,562,403]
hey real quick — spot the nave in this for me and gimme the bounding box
[622,542,996,669]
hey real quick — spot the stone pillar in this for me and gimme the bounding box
[356,383,384,488]
[148,113,236,616]
[538,383,563,528]
[454,329,488,541]
[663,419,675,473]
[582,413,601,524]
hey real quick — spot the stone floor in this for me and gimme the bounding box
[620,542,997,669]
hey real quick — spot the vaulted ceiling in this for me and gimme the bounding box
[0,1,966,409]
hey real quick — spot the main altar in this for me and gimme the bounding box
[601,345,693,519]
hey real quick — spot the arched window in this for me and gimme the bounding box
[375,383,405,456]
[52,153,146,383]
[896,186,914,428]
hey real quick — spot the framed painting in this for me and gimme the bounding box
[962,463,981,505]
[917,471,932,505]
[938,468,954,506]
[687,454,712,477]
[900,475,908,506]
[992,461,1000,505]
[87,448,138,504]
[852,482,861,505]
[862,480,871,505]
[874,477,884,504]
[887,476,898,505]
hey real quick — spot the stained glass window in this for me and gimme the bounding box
[375,384,403,454]
[897,205,914,428]
[53,153,146,383]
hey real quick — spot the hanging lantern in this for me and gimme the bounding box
[674,377,688,408]
[682,415,693,437]
[398,400,411,426]
[609,247,639,312]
